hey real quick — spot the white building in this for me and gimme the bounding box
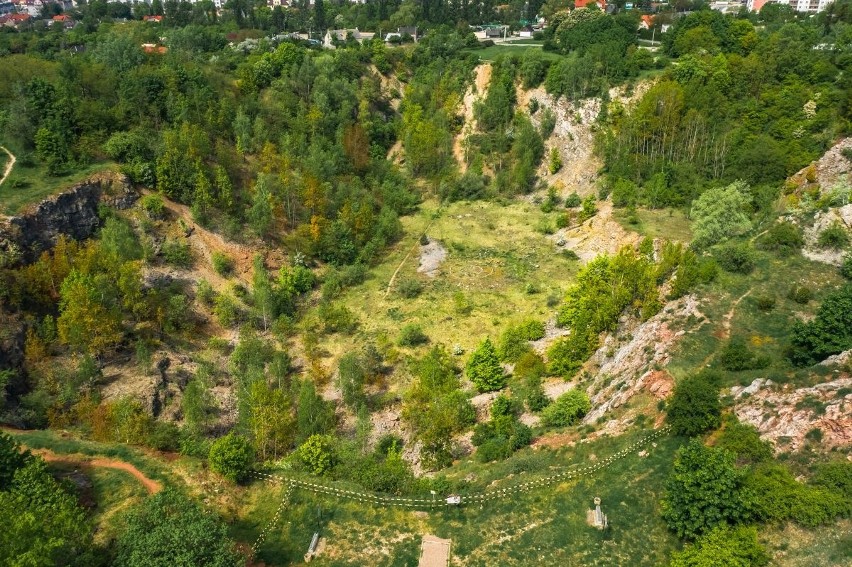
[747,0,834,12]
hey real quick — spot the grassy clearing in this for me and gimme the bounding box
[313,198,579,372]
[0,142,117,215]
[762,519,851,566]
[666,249,844,388]
[234,428,682,566]
[612,207,693,243]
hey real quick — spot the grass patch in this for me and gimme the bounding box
[234,428,681,566]
[612,207,693,243]
[0,145,117,215]
[318,199,579,370]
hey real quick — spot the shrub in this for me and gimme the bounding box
[548,148,562,174]
[564,192,582,208]
[670,525,769,567]
[539,107,556,138]
[211,252,234,276]
[208,432,254,483]
[789,284,852,366]
[196,279,216,306]
[297,434,336,476]
[140,194,165,219]
[666,371,721,437]
[397,278,424,299]
[757,221,803,256]
[841,251,852,280]
[213,293,239,327]
[317,302,358,334]
[490,394,520,419]
[514,351,546,380]
[811,461,852,499]
[162,239,192,268]
[713,243,755,274]
[691,181,753,249]
[754,294,776,311]
[788,285,813,304]
[718,336,769,371]
[540,389,590,427]
[817,221,849,249]
[497,320,544,362]
[466,338,506,392]
[398,323,429,347]
[716,419,773,465]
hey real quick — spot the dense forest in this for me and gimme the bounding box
[1,0,852,565]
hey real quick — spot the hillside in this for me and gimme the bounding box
[1,5,852,567]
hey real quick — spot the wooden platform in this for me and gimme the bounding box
[418,535,451,567]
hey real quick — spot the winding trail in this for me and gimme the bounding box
[0,146,15,186]
[33,448,163,494]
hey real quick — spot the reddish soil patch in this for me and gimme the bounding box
[532,430,579,450]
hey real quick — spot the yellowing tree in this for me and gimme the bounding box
[57,270,122,354]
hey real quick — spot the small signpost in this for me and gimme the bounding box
[593,497,608,530]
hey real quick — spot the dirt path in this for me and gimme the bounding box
[0,146,16,186]
[33,448,163,494]
[719,289,752,340]
[385,220,434,297]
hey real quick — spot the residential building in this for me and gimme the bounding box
[747,0,834,11]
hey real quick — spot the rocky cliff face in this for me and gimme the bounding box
[0,172,138,264]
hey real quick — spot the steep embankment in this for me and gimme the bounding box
[453,63,492,172]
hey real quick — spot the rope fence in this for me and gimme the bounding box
[249,426,671,510]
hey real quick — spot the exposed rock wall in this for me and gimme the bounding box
[0,172,138,264]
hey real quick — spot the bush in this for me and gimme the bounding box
[754,294,776,311]
[817,221,849,249]
[211,252,234,276]
[757,221,803,256]
[208,432,254,483]
[718,336,769,371]
[716,419,773,465]
[789,284,852,366]
[397,278,423,299]
[841,251,852,280]
[317,302,358,334]
[548,148,562,174]
[162,239,192,268]
[564,192,582,208]
[497,320,544,362]
[788,285,813,304]
[466,338,506,392]
[670,525,769,567]
[398,323,429,347]
[140,194,165,219]
[666,371,721,437]
[297,434,335,476]
[540,389,590,427]
[539,107,556,138]
[713,243,755,274]
[213,293,239,327]
[490,394,520,419]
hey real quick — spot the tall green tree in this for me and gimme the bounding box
[466,338,506,392]
[115,489,244,567]
[662,440,753,540]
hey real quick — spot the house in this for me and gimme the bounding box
[143,15,163,23]
[0,1,15,15]
[322,28,374,49]
[52,14,74,28]
[573,0,606,8]
[748,0,835,12]
[142,43,168,54]
[639,14,655,29]
[0,12,31,28]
